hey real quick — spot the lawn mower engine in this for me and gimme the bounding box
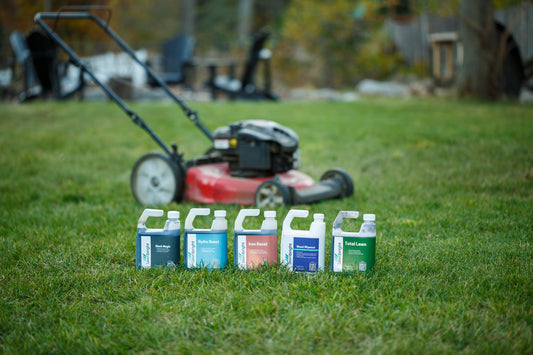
[211,119,300,178]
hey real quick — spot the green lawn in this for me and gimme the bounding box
[0,98,532,353]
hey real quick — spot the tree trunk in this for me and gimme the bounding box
[183,0,196,37]
[238,0,254,45]
[458,0,499,100]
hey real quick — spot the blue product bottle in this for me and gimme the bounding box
[184,208,228,269]
[234,209,278,269]
[136,209,180,269]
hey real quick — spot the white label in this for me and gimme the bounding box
[214,139,230,149]
[237,235,246,269]
[141,236,151,268]
[333,237,343,272]
[281,239,293,269]
[187,233,196,267]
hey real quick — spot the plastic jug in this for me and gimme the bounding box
[136,209,180,269]
[184,208,228,269]
[234,209,278,269]
[331,211,376,273]
[280,210,326,272]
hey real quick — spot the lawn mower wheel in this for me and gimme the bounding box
[254,179,292,208]
[131,152,185,205]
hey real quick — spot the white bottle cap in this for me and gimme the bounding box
[168,211,180,219]
[214,210,226,218]
[264,211,276,218]
[313,213,324,220]
[363,214,375,221]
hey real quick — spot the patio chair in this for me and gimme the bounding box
[206,31,278,101]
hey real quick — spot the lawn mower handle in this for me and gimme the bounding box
[34,10,214,152]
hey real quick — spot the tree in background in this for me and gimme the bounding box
[276,0,413,87]
[457,0,526,100]
[457,0,498,99]
[277,0,363,87]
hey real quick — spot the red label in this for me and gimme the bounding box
[242,234,278,269]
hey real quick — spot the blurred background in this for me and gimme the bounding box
[0,0,531,101]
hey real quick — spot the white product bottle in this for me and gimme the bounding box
[280,210,326,272]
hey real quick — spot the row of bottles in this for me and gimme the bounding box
[136,208,376,273]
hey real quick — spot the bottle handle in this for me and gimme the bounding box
[282,209,309,233]
[138,209,164,228]
[332,211,359,233]
[184,208,210,230]
[234,209,260,232]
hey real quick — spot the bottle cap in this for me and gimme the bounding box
[214,210,226,218]
[264,211,276,218]
[168,211,180,219]
[363,214,375,222]
[313,213,324,220]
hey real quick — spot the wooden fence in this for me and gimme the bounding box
[386,3,532,72]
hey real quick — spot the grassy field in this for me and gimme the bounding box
[0,98,532,353]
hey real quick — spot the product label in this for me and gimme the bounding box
[292,237,319,272]
[237,234,277,269]
[141,236,151,268]
[139,234,179,269]
[333,236,375,273]
[187,232,227,269]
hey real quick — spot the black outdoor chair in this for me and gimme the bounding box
[147,34,195,88]
[9,30,85,102]
[9,31,40,101]
[206,31,278,101]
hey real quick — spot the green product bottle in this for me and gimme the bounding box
[331,211,376,273]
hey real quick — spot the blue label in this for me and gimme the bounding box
[186,231,227,269]
[293,237,319,272]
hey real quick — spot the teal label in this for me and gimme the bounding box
[332,236,375,273]
[186,232,227,269]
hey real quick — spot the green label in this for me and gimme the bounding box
[333,236,375,273]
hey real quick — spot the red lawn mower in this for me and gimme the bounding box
[35,7,353,207]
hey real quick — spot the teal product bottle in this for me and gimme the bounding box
[280,210,326,273]
[184,208,228,269]
[234,209,278,269]
[331,211,376,273]
[136,209,180,269]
